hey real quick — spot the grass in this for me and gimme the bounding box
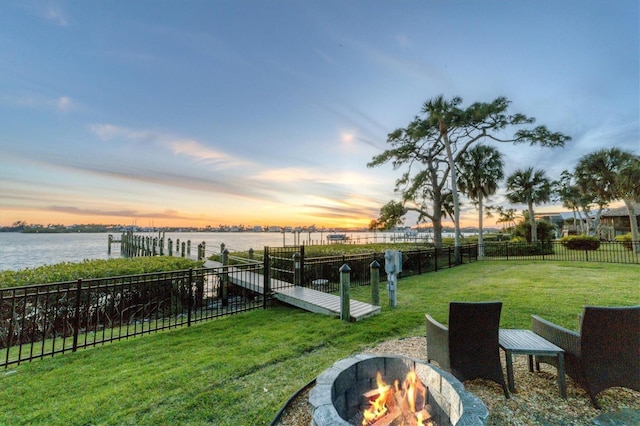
[1,260,639,425]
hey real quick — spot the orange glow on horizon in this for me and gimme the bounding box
[0,207,494,230]
[0,208,375,229]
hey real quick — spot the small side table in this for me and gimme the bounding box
[499,329,567,399]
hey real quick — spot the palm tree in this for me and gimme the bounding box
[574,150,619,235]
[495,206,519,231]
[506,167,552,242]
[617,155,640,253]
[575,148,640,245]
[457,145,504,256]
[556,170,586,234]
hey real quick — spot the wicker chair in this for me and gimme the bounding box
[532,305,640,408]
[426,301,509,398]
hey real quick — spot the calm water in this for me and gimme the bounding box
[0,231,427,271]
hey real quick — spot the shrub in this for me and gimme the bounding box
[466,233,511,242]
[0,257,203,289]
[483,241,554,257]
[513,219,555,242]
[615,233,633,251]
[560,235,601,251]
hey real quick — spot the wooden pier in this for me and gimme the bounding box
[109,232,207,260]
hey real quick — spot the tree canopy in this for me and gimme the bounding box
[457,144,504,255]
[506,167,552,242]
[573,148,640,246]
[368,95,570,250]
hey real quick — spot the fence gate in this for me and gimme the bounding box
[264,246,305,292]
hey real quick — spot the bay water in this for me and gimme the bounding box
[0,231,430,271]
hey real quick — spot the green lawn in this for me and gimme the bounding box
[1,261,638,425]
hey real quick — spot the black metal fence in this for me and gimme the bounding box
[3,240,636,368]
[479,240,639,264]
[264,246,300,291]
[1,264,265,368]
[301,244,479,292]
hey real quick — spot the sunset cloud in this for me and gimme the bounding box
[47,206,190,220]
[89,124,247,167]
[250,167,316,182]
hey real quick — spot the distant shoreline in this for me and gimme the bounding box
[0,227,498,234]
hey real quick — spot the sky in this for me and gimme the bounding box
[1,1,638,230]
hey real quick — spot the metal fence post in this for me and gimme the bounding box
[340,264,351,322]
[434,247,439,272]
[72,279,82,352]
[370,260,380,306]
[300,245,305,285]
[293,252,301,286]
[222,248,229,307]
[263,247,270,309]
[187,269,193,326]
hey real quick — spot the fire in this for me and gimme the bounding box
[362,372,392,424]
[404,370,427,414]
[361,369,433,426]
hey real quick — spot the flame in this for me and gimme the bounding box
[362,372,391,425]
[362,369,429,426]
[404,370,426,413]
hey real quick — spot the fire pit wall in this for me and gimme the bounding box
[309,354,489,426]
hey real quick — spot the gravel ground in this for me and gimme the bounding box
[273,336,640,425]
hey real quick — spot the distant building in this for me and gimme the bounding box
[537,205,640,240]
[536,211,587,238]
[600,204,640,240]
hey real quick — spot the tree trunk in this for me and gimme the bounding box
[478,193,485,257]
[432,218,443,249]
[580,205,593,236]
[528,200,537,242]
[624,199,640,255]
[593,206,604,238]
[442,132,462,264]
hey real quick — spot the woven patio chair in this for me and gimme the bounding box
[532,305,640,408]
[426,301,509,398]
[426,314,450,369]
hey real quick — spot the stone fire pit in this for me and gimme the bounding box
[309,354,488,425]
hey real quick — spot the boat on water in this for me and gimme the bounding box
[326,233,348,242]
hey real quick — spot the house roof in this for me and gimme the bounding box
[601,204,640,218]
[535,211,588,220]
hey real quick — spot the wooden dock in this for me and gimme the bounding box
[275,286,381,321]
[203,260,380,321]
